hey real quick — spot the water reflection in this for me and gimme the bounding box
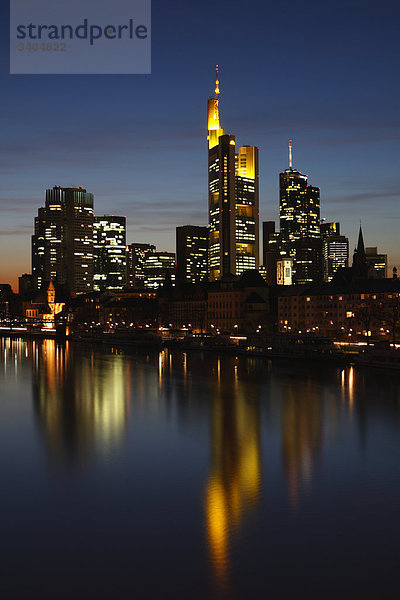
[281,382,322,507]
[30,340,128,462]
[2,339,400,599]
[205,359,262,589]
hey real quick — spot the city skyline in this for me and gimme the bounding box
[1,0,399,289]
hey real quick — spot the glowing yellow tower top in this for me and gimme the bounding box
[207,65,225,149]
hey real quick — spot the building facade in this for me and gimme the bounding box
[321,222,349,282]
[207,67,259,280]
[93,216,126,291]
[126,243,156,289]
[279,144,321,284]
[278,278,400,340]
[32,186,94,294]
[262,221,281,285]
[176,225,209,284]
[143,251,176,289]
[366,247,387,279]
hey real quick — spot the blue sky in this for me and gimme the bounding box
[1,0,399,288]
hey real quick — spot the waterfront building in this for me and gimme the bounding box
[25,280,65,328]
[207,66,259,280]
[176,225,209,284]
[32,186,94,295]
[277,276,400,339]
[93,216,126,291]
[206,270,270,333]
[279,142,321,284]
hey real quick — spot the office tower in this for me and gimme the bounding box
[143,251,176,289]
[126,243,156,288]
[32,207,47,290]
[93,216,126,291]
[277,259,293,285]
[207,66,259,280]
[235,145,259,274]
[262,221,281,285]
[279,141,321,284]
[366,247,387,279]
[32,186,94,294]
[176,225,209,284]
[321,222,349,282]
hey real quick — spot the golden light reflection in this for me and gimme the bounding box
[340,366,355,417]
[282,385,322,508]
[32,341,128,462]
[348,365,354,415]
[205,363,261,586]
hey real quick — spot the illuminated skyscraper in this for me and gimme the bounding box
[176,225,209,284]
[279,142,321,284]
[93,216,126,291]
[235,145,259,275]
[207,66,259,281]
[321,222,349,282]
[143,251,176,289]
[32,186,94,294]
[126,243,156,288]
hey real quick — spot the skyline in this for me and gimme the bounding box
[1,0,399,289]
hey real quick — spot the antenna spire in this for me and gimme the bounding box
[215,64,220,100]
[289,140,293,169]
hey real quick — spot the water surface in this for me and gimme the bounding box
[1,338,400,599]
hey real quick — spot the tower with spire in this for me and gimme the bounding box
[352,225,370,280]
[207,66,259,281]
[279,141,322,284]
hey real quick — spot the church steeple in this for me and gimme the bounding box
[356,225,365,257]
[352,225,369,280]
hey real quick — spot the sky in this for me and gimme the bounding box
[1,0,399,290]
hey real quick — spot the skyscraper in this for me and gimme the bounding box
[32,186,94,294]
[207,66,259,281]
[262,221,281,285]
[93,216,126,291]
[321,222,349,282]
[143,251,176,289]
[176,225,209,284]
[126,243,156,288]
[279,142,321,284]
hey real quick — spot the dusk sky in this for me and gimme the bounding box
[1,0,399,290]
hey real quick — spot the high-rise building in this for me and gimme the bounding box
[126,243,156,288]
[32,186,94,294]
[143,251,176,289]
[279,141,321,284]
[32,207,47,291]
[207,66,259,280]
[262,221,281,285]
[321,222,349,282]
[176,225,209,284]
[366,247,387,279]
[93,216,126,291]
[235,145,259,275]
